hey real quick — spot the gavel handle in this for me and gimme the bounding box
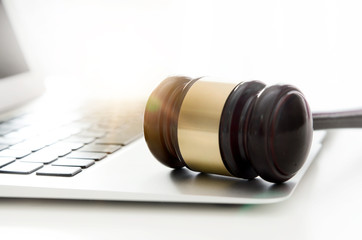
[313,110,362,130]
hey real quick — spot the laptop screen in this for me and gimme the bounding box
[0,0,44,113]
[0,0,28,79]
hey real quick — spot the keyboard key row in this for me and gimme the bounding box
[0,104,143,177]
[0,142,120,176]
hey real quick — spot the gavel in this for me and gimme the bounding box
[143,76,362,183]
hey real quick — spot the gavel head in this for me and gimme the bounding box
[144,76,313,183]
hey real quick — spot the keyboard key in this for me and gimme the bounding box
[65,122,93,130]
[10,139,48,152]
[66,152,107,161]
[36,166,81,177]
[65,136,95,144]
[56,126,82,136]
[43,127,82,142]
[56,142,84,150]
[0,149,32,158]
[25,146,71,162]
[52,159,95,168]
[6,115,34,125]
[20,152,58,164]
[0,137,24,146]
[0,120,28,130]
[0,126,16,136]
[0,157,16,167]
[95,131,142,145]
[0,144,9,151]
[0,162,43,174]
[4,126,39,139]
[76,130,106,138]
[78,144,121,154]
[43,145,72,157]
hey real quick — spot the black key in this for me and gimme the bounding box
[79,144,121,154]
[52,159,95,168]
[0,162,43,174]
[36,166,81,177]
[0,144,9,151]
[66,152,107,161]
[0,149,32,158]
[0,157,16,168]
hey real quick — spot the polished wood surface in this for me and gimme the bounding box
[144,76,195,169]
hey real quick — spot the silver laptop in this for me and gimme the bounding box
[0,1,325,204]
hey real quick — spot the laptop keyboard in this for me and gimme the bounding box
[0,103,144,177]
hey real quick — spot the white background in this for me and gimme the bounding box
[5,0,362,110]
[2,1,362,239]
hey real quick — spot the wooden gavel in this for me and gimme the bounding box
[143,76,362,183]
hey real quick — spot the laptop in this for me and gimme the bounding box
[0,1,325,204]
